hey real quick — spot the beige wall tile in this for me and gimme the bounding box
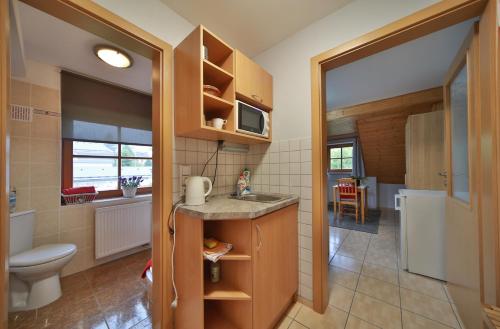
[9,120,31,138]
[62,247,94,277]
[31,114,61,140]
[10,162,30,189]
[60,228,89,250]
[11,137,30,162]
[10,79,30,106]
[60,205,87,232]
[30,138,60,163]
[31,84,60,112]
[30,162,60,188]
[34,209,59,237]
[33,233,59,247]
[30,186,60,211]
[14,187,31,212]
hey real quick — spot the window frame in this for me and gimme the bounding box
[328,143,354,173]
[62,139,153,199]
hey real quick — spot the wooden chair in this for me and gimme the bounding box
[337,178,361,223]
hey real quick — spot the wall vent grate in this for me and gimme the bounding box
[10,104,33,122]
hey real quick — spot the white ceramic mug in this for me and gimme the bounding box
[212,118,227,129]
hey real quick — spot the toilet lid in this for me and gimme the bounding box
[10,244,77,267]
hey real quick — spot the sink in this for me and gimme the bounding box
[230,193,288,203]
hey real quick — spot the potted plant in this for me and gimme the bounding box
[120,176,144,198]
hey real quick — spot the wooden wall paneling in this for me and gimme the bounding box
[311,0,488,313]
[0,0,9,326]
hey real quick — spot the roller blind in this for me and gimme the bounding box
[61,71,152,145]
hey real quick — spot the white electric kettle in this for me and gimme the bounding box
[185,176,213,205]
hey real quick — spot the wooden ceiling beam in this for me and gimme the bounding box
[327,87,443,121]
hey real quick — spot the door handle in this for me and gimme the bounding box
[256,224,263,251]
[438,170,447,177]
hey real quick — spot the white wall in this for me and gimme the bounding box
[378,183,405,209]
[253,0,439,141]
[92,0,194,47]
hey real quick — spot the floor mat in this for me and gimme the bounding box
[329,205,381,234]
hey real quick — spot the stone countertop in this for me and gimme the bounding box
[177,193,299,220]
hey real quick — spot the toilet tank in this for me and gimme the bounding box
[10,210,35,256]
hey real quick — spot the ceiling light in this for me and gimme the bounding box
[94,45,133,68]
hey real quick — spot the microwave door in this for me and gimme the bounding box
[240,107,262,134]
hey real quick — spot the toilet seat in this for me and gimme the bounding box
[10,244,77,267]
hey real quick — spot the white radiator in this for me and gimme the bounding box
[95,201,152,259]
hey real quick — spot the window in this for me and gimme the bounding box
[62,140,152,198]
[328,144,353,172]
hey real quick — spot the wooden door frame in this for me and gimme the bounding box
[310,0,488,312]
[0,1,174,328]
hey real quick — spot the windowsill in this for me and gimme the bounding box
[61,193,152,208]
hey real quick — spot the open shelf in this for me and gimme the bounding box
[203,28,233,73]
[204,281,251,301]
[205,300,252,329]
[204,59,233,85]
[203,92,233,112]
[218,250,251,261]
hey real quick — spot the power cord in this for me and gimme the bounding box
[170,202,184,309]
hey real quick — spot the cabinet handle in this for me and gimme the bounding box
[251,94,261,102]
[256,224,263,251]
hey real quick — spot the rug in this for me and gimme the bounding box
[329,204,381,234]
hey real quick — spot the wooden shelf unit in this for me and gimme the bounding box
[174,205,298,329]
[174,25,271,144]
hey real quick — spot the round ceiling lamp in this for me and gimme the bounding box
[94,45,133,68]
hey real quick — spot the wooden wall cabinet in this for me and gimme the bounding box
[405,109,446,190]
[174,204,298,329]
[235,50,273,110]
[174,26,272,144]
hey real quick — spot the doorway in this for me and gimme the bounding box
[1,0,173,328]
[310,1,497,328]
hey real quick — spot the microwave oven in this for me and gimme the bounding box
[235,100,270,138]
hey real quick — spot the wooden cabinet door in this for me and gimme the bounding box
[252,205,298,329]
[235,50,273,109]
[406,109,445,190]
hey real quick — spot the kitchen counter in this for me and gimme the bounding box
[177,193,299,220]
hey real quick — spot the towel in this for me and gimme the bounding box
[203,242,233,262]
[62,186,96,195]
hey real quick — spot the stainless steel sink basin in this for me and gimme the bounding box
[230,193,288,203]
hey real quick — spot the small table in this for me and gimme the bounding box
[332,185,368,224]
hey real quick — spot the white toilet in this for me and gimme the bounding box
[9,210,77,311]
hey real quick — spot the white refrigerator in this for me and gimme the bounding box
[395,189,446,281]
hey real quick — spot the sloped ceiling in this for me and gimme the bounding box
[160,0,352,56]
[325,18,475,110]
[15,1,152,93]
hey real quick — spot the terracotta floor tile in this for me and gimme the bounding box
[350,292,402,329]
[295,305,348,329]
[104,293,151,329]
[400,288,459,328]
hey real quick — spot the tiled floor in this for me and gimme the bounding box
[277,209,465,329]
[8,249,152,329]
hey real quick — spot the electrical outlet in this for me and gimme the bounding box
[179,165,191,196]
